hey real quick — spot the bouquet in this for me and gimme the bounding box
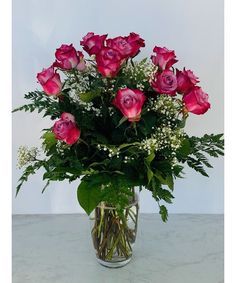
[14,32,224,223]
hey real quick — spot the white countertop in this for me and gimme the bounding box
[13,214,223,283]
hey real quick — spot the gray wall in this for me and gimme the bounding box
[12,0,224,214]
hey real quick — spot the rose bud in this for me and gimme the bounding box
[151,46,178,70]
[112,88,146,122]
[176,68,199,93]
[80,32,107,56]
[52,112,81,145]
[37,66,62,96]
[96,47,122,78]
[151,70,177,95]
[54,44,80,70]
[125,32,145,57]
[76,51,86,71]
[183,86,211,115]
[107,33,145,59]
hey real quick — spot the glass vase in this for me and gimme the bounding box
[89,189,139,268]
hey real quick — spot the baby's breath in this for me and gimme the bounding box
[17,146,39,169]
[122,59,155,88]
[97,144,120,158]
[147,95,183,119]
[140,126,184,156]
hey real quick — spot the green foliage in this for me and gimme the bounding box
[159,205,168,222]
[79,90,101,102]
[144,151,155,183]
[13,91,60,118]
[77,176,104,215]
[16,161,45,196]
[177,133,224,177]
[42,131,57,152]
[77,173,135,215]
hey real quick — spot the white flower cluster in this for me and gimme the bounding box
[124,156,135,163]
[78,100,102,117]
[140,126,184,155]
[17,146,39,169]
[65,72,90,94]
[97,144,120,158]
[147,96,182,119]
[136,83,145,91]
[108,107,115,116]
[122,59,155,88]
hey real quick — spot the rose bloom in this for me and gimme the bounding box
[76,51,86,71]
[54,44,80,70]
[96,47,122,78]
[151,70,177,95]
[37,66,62,96]
[151,46,178,70]
[52,113,81,145]
[106,33,145,59]
[112,88,146,122]
[80,32,107,56]
[176,68,199,93]
[183,86,210,115]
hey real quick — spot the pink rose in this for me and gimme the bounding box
[106,36,133,59]
[52,113,81,145]
[126,32,145,57]
[37,66,62,96]
[54,44,80,70]
[76,51,86,71]
[96,47,122,78]
[151,70,177,95]
[112,88,146,122]
[151,46,178,70]
[183,86,210,115]
[106,33,145,59]
[177,68,199,93]
[80,32,107,56]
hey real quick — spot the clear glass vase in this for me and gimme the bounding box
[89,189,139,268]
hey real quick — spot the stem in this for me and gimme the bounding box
[79,138,89,147]
[91,201,138,262]
[132,122,138,136]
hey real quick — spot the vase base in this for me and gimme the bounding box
[96,256,132,268]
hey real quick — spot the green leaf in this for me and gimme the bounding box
[173,165,184,178]
[12,91,60,118]
[77,179,103,215]
[177,138,191,158]
[159,188,174,203]
[116,116,128,128]
[41,180,50,194]
[118,142,140,150]
[138,112,157,135]
[42,131,57,151]
[147,169,154,184]
[16,161,44,196]
[177,117,187,128]
[79,91,100,102]
[77,173,112,215]
[145,152,155,164]
[155,171,174,190]
[186,157,209,177]
[159,205,168,222]
[144,152,155,184]
[166,175,174,191]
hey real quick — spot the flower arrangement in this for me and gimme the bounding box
[14,32,224,224]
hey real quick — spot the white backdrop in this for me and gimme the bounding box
[12,0,224,214]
